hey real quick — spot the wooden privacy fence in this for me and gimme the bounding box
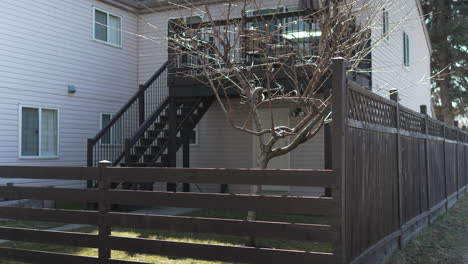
[0,165,339,264]
[342,62,468,262]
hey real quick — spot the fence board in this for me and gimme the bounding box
[0,207,98,225]
[106,167,335,187]
[0,186,99,202]
[0,166,98,180]
[106,212,332,242]
[400,136,427,222]
[108,236,334,264]
[427,140,446,207]
[105,190,334,216]
[345,127,399,261]
[0,247,98,264]
[458,143,466,189]
[445,142,458,196]
[0,226,98,248]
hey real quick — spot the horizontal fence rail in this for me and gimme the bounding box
[0,165,338,264]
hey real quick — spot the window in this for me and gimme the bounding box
[403,32,410,66]
[189,126,198,145]
[382,8,389,40]
[100,113,121,145]
[94,8,122,47]
[20,106,58,158]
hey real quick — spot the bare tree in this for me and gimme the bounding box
[165,0,389,245]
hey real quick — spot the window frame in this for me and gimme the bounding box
[92,7,123,48]
[403,32,410,67]
[18,105,60,159]
[100,113,121,146]
[382,8,389,40]
[190,125,199,146]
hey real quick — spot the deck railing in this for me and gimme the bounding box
[87,61,169,167]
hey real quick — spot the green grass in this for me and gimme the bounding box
[391,193,468,264]
[0,209,331,264]
[55,201,87,210]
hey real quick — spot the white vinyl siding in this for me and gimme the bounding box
[371,0,431,114]
[0,0,137,189]
[20,106,58,158]
[94,8,122,47]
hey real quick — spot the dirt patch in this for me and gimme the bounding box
[391,193,468,264]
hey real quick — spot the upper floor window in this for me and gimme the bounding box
[382,8,389,40]
[20,106,58,158]
[403,32,410,66]
[94,8,122,47]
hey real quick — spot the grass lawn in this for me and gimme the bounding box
[391,193,468,264]
[0,209,330,264]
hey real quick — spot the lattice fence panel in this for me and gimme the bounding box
[348,87,397,128]
[399,108,424,134]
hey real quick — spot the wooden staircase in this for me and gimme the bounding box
[124,96,213,167]
[87,61,214,190]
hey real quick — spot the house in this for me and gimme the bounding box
[0,0,432,194]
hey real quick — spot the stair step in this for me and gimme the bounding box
[147,129,166,138]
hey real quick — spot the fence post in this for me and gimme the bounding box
[331,57,347,264]
[324,86,333,197]
[98,160,111,263]
[420,105,431,215]
[390,90,403,247]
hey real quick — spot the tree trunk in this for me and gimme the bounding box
[435,0,454,124]
[245,152,268,246]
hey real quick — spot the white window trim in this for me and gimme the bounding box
[382,8,389,41]
[99,113,121,146]
[92,7,123,48]
[18,105,60,159]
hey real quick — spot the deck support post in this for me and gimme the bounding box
[167,97,177,192]
[182,129,191,192]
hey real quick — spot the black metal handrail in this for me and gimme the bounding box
[88,61,169,167]
[114,97,171,166]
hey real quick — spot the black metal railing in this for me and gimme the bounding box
[87,61,169,167]
[169,10,372,88]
